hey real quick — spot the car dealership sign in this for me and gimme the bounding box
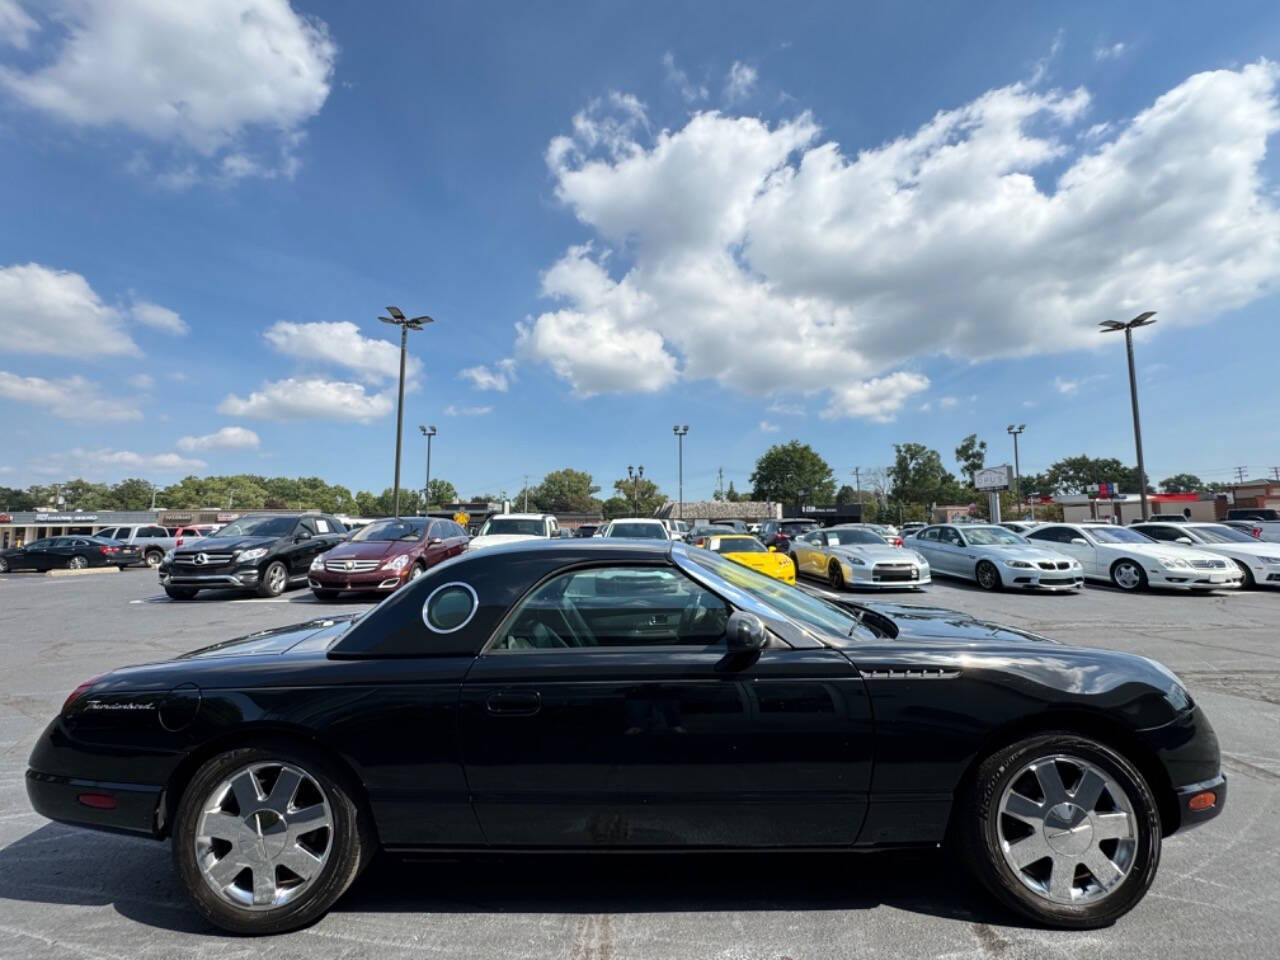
[973,466,1012,492]
[35,513,98,522]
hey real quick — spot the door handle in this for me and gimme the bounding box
[486,691,541,717]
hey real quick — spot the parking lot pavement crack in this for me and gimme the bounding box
[1179,671,1280,707]
[0,923,135,960]
[970,923,1009,957]
[567,914,614,960]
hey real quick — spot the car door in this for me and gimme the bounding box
[931,526,965,575]
[287,517,328,577]
[13,538,50,570]
[459,563,872,848]
[912,526,941,567]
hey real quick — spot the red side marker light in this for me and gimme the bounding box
[63,676,103,713]
[78,793,117,810]
[1188,791,1216,812]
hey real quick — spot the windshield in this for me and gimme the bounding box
[686,548,861,638]
[1084,526,1155,544]
[607,522,667,539]
[210,516,297,538]
[826,529,885,546]
[710,536,765,554]
[963,527,1026,545]
[1192,524,1261,544]
[351,518,427,542]
[478,517,546,537]
[782,522,818,535]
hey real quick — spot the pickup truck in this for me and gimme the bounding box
[94,523,178,568]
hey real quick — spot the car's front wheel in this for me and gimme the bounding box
[165,586,199,600]
[976,560,1003,591]
[827,560,846,590]
[172,745,373,935]
[1110,559,1147,592]
[959,732,1161,928]
[1232,559,1255,589]
[257,561,288,598]
[311,588,339,601]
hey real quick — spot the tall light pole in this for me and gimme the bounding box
[1006,424,1025,516]
[627,464,645,514]
[379,306,433,517]
[419,424,437,512]
[1100,312,1156,522]
[672,425,689,520]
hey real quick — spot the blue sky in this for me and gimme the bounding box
[1,0,1279,502]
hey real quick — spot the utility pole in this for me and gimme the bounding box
[1271,467,1280,481]
[419,425,437,512]
[717,467,724,499]
[852,467,861,497]
[379,306,433,518]
[1099,312,1156,521]
[673,425,689,519]
[1234,466,1248,484]
[522,474,530,512]
[1006,424,1026,515]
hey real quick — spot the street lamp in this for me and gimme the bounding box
[419,424,437,513]
[1006,424,1025,516]
[379,306,433,517]
[1100,311,1156,522]
[627,464,645,514]
[672,425,689,520]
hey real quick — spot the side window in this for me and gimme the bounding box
[491,566,731,651]
[1031,526,1070,544]
[918,527,938,542]
[423,582,478,633]
[298,517,319,536]
[940,527,962,546]
[98,528,118,540]
[1141,525,1177,542]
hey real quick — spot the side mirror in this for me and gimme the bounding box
[428,537,443,545]
[725,610,768,652]
[768,545,776,552]
[1070,537,1088,546]
[295,530,312,541]
[1176,537,1193,545]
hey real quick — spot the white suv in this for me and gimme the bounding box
[468,513,559,550]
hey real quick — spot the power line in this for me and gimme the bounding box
[1234,466,1247,484]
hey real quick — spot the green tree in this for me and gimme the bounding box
[889,443,958,508]
[1158,473,1203,493]
[108,478,155,511]
[600,496,631,520]
[954,433,987,480]
[724,480,744,502]
[749,441,836,504]
[1044,455,1128,495]
[0,486,36,511]
[835,483,857,506]
[530,469,601,513]
[611,475,665,516]
[425,479,458,507]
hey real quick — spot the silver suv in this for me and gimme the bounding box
[96,523,177,567]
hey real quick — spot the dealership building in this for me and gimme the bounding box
[0,509,249,550]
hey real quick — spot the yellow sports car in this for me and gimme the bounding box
[704,534,796,584]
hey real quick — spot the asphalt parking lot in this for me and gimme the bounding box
[1,567,1278,959]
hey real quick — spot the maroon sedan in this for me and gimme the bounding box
[308,516,468,599]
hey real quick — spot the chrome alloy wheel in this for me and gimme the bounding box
[195,762,333,911]
[1113,562,1143,590]
[265,563,287,594]
[998,755,1137,905]
[68,555,88,569]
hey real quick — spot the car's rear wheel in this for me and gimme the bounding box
[1232,559,1255,589]
[959,732,1160,928]
[145,549,164,568]
[0,557,9,573]
[165,586,199,600]
[311,589,339,601]
[173,745,373,935]
[976,560,1003,591]
[1110,559,1147,592]
[257,561,288,598]
[828,559,845,590]
[67,555,88,570]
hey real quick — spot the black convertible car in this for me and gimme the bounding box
[28,540,1224,934]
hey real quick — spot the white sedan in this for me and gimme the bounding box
[1025,523,1242,592]
[1132,522,1280,589]
[789,525,930,590]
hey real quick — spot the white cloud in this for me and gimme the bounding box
[663,52,707,103]
[0,0,36,49]
[758,419,780,432]
[0,370,143,421]
[724,61,758,103]
[0,262,139,356]
[263,320,418,383]
[444,404,492,416]
[767,400,805,416]
[30,447,206,476]
[459,357,515,391]
[128,373,154,389]
[1053,373,1107,395]
[939,395,959,408]
[822,373,931,422]
[1095,42,1126,61]
[518,61,1280,420]
[0,0,336,182]
[131,299,187,335]
[176,426,260,451]
[218,377,393,422]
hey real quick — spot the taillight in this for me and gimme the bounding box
[99,546,118,555]
[892,537,903,547]
[63,676,103,713]
[1254,527,1263,539]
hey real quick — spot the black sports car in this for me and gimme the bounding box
[27,540,1224,934]
[0,534,139,572]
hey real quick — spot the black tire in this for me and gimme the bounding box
[976,560,1003,591]
[144,549,164,568]
[67,555,88,570]
[958,732,1161,929]
[257,561,288,598]
[1232,559,1255,589]
[172,743,374,935]
[165,586,199,600]
[0,557,8,573]
[828,559,846,590]
[311,589,339,601]
[1110,559,1148,592]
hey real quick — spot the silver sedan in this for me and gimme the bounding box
[908,523,1084,591]
[789,525,930,590]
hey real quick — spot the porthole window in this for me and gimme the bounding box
[422,582,478,634]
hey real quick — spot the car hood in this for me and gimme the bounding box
[1110,542,1224,564]
[831,544,915,561]
[469,534,542,550]
[857,601,1057,645]
[177,615,363,660]
[319,540,410,560]
[967,543,1072,563]
[174,535,278,555]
